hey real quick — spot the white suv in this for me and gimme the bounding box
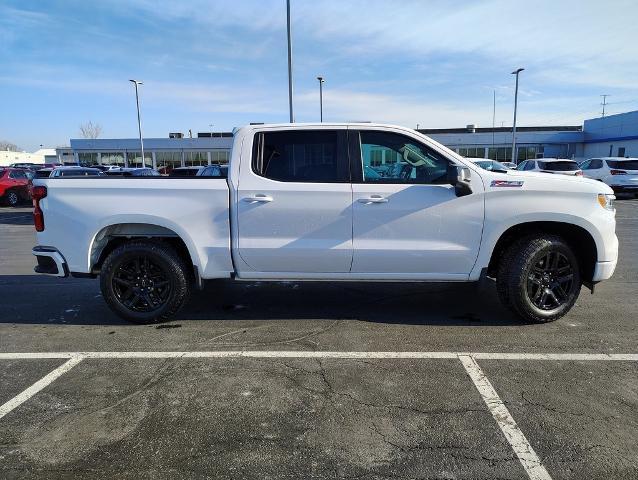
[580,157,638,195]
[517,158,583,176]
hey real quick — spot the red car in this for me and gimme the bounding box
[0,167,31,206]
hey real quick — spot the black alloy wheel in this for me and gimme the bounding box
[526,251,575,310]
[112,256,172,313]
[100,240,191,323]
[7,191,19,206]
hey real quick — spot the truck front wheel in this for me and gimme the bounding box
[496,234,581,323]
[100,240,191,323]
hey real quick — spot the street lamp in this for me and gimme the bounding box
[317,76,325,122]
[209,124,214,138]
[129,79,145,167]
[286,0,294,123]
[510,68,524,164]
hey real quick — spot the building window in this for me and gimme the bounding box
[210,150,230,164]
[100,152,125,166]
[458,147,485,158]
[184,151,208,167]
[487,147,512,162]
[126,151,152,168]
[517,146,543,161]
[618,147,626,157]
[155,151,182,175]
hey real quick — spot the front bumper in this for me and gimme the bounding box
[593,259,617,281]
[32,246,68,277]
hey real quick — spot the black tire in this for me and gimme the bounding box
[496,234,581,323]
[6,190,20,207]
[100,240,191,323]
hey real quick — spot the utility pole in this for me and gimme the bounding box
[129,80,145,167]
[601,94,610,117]
[492,90,496,148]
[317,76,325,122]
[286,0,294,123]
[510,68,524,164]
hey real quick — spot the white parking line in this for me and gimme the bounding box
[0,355,84,420]
[0,351,637,360]
[460,355,552,480]
[1,350,635,478]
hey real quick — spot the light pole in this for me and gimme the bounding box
[317,76,325,122]
[209,124,214,138]
[129,79,145,167]
[286,0,294,123]
[510,68,524,164]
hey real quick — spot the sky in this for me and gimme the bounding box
[1,0,637,152]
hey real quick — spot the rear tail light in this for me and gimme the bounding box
[610,169,627,175]
[32,186,47,232]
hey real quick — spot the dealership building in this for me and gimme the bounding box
[58,110,638,168]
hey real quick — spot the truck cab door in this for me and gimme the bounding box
[349,128,485,279]
[235,128,352,274]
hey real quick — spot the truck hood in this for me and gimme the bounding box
[483,170,614,195]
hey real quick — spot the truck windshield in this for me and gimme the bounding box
[607,160,638,170]
[538,161,579,171]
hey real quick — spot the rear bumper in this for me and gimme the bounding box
[610,185,638,193]
[32,246,68,278]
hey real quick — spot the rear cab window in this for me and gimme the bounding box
[252,130,348,183]
[607,160,638,170]
[538,161,579,171]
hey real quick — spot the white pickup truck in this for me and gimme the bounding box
[32,123,618,324]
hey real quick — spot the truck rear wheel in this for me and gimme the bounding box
[100,240,191,323]
[496,234,581,323]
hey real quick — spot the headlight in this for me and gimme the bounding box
[597,193,615,211]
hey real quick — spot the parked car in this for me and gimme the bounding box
[168,165,228,177]
[466,158,510,172]
[89,164,120,172]
[169,166,207,177]
[0,167,31,206]
[580,157,638,195]
[517,158,583,176]
[104,167,160,177]
[49,166,104,177]
[500,162,518,170]
[31,122,617,325]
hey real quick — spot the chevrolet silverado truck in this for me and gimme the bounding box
[31,123,618,324]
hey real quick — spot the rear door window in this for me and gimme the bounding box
[253,130,348,183]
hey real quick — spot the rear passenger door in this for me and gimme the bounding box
[236,128,352,274]
[585,159,604,180]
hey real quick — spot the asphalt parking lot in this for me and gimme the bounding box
[0,201,637,479]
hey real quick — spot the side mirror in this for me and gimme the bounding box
[447,164,472,197]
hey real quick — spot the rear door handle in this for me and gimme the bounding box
[243,194,273,203]
[358,195,388,204]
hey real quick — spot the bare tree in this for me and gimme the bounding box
[0,140,18,151]
[79,121,103,139]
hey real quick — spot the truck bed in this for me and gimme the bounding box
[34,177,233,278]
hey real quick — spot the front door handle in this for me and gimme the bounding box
[358,195,388,204]
[243,194,273,203]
